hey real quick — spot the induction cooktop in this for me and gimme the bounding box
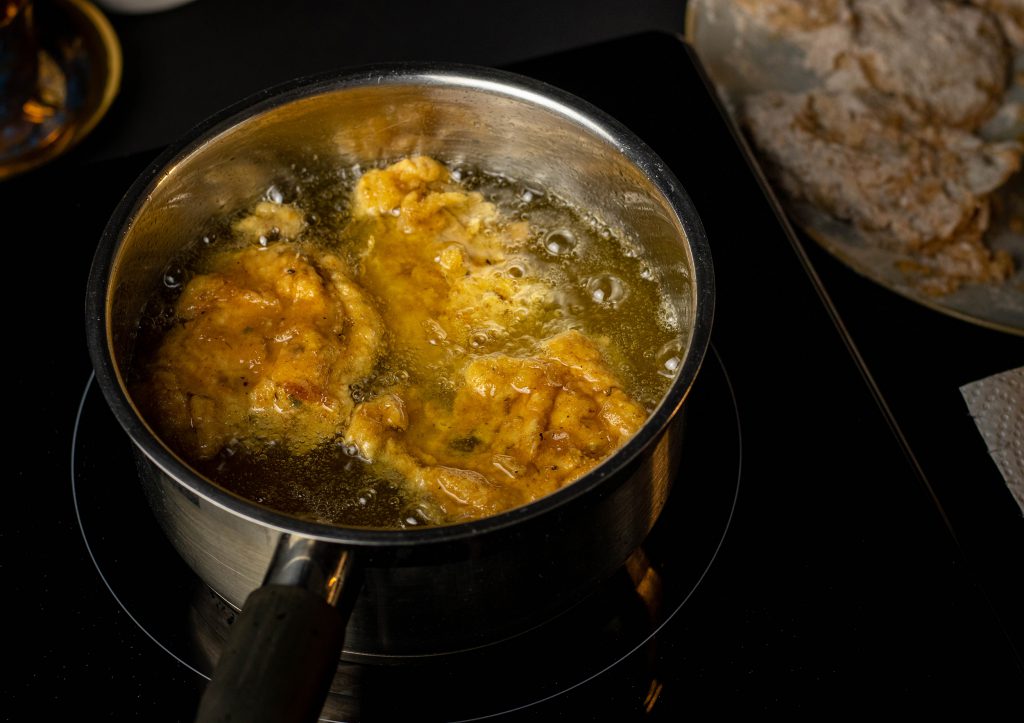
[10,32,1023,720]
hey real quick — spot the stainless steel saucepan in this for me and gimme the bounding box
[85,63,714,722]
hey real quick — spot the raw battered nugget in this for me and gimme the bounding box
[737,0,1009,129]
[734,0,851,33]
[344,330,648,521]
[733,0,854,76]
[828,0,1009,130]
[142,243,383,459]
[970,0,1024,48]
[743,89,1020,286]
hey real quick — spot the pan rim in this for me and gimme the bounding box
[84,61,715,547]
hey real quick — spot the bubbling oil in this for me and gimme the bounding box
[130,157,688,529]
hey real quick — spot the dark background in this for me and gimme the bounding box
[9,1,1024,720]
[83,0,689,161]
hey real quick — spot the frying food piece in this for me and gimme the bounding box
[743,89,1020,288]
[352,156,553,367]
[345,330,648,521]
[969,0,1024,48]
[142,243,384,459]
[138,156,661,526]
[232,201,306,241]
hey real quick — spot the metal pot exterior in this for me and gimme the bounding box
[136,411,683,657]
[88,64,714,659]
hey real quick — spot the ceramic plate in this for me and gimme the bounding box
[685,0,1024,335]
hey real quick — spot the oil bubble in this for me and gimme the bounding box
[544,230,576,256]
[424,319,448,346]
[656,340,682,379]
[341,442,361,457]
[163,267,184,289]
[398,499,439,527]
[518,185,545,204]
[356,486,378,507]
[586,274,627,306]
[266,185,284,204]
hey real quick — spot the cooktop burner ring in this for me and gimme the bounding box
[71,344,742,720]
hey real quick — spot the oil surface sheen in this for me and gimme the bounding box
[131,156,685,528]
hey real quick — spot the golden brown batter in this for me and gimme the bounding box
[351,156,551,367]
[142,240,383,460]
[140,157,652,524]
[345,330,647,522]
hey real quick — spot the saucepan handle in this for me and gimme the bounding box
[194,535,360,723]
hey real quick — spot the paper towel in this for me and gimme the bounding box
[960,366,1024,516]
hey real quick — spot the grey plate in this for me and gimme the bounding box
[685,0,1024,335]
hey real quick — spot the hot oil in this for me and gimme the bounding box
[193,440,415,529]
[130,158,685,529]
[457,168,685,408]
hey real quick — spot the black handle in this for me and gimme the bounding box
[195,584,348,723]
[195,538,360,723]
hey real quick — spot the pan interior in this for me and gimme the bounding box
[104,71,702,533]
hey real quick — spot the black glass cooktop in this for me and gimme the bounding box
[11,32,1023,720]
[70,344,741,721]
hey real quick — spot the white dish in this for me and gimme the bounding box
[686,0,1024,335]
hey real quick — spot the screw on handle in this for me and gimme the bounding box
[195,537,359,723]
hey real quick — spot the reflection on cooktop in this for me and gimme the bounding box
[73,347,741,721]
